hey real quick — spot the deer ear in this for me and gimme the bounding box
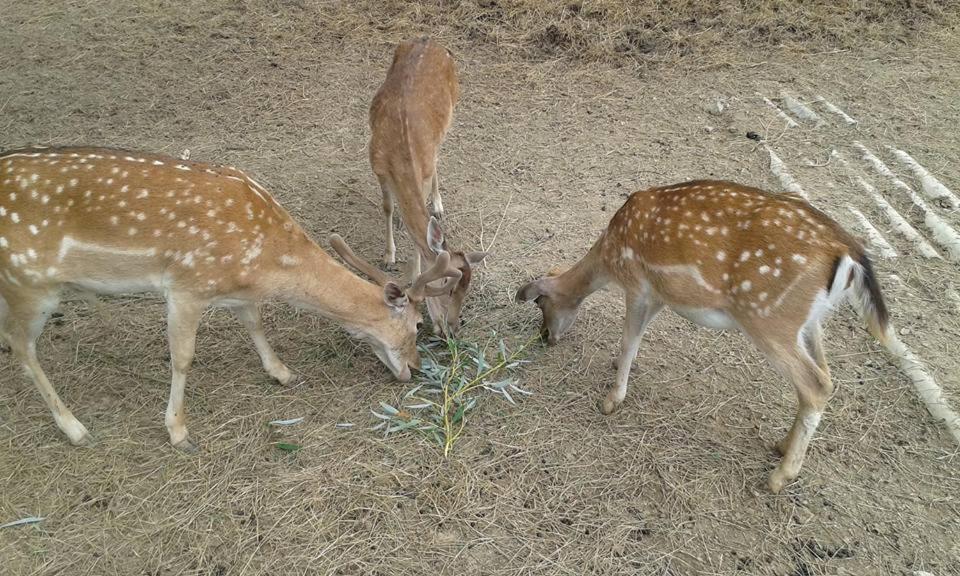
[427,216,445,254]
[383,281,409,310]
[516,278,548,303]
[465,251,489,265]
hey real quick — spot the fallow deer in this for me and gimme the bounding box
[516,180,890,493]
[0,146,460,451]
[369,37,487,336]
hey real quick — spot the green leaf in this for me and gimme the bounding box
[275,443,301,453]
[378,402,399,415]
[386,419,422,434]
[452,402,469,424]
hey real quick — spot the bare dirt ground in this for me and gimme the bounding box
[2,2,959,575]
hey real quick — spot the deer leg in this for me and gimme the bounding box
[2,290,91,445]
[379,177,396,265]
[765,345,832,494]
[165,294,205,453]
[804,320,830,378]
[774,322,832,457]
[230,303,295,385]
[600,291,663,415]
[428,168,443,219]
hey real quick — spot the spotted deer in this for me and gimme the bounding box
[369,37,487,336]
[516,180,890,493]
[0,146,461,451]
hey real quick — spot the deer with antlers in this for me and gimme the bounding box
[0,146,460,451]
[369,37,487,336]
[517,181,890,493]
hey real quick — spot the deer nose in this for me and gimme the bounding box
[396,365,412,382]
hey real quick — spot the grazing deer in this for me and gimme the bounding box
[369,37,487,336]
[516,181,890,493]
[0,146,460,451]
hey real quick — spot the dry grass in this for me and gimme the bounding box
[322,0,958,66]
[2,1,960,575]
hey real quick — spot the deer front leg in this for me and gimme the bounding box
[428,168,443,219]
[165,294,205,453]
[230,303,295,385]
[600,291,663,415]
[379,177,396,265]
[2,291,92,446]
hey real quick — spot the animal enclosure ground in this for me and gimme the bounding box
[1,2,959,575]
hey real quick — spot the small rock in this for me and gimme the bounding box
[746,131,762,141]
[704,125,715,133]
[708,98,725,115]
[899,327,911,336]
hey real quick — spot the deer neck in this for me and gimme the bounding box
[553,237,610,302]
[267,246,391,331]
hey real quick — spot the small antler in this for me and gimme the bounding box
[409,252,461,300]
[329,234,390,286]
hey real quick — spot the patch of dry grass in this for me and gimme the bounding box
[320,0,958,66]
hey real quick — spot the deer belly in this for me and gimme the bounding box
[54,237,166,294]
[671,306,738,331]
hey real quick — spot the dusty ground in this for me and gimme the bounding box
[2,2,959,575]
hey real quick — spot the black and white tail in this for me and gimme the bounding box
[838,252,890,344]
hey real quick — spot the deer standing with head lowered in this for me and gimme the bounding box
[369,37,487,336]
[517,180,890,493]
[0,147,460,451]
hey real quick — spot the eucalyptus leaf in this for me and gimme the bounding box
[386,419,422,434]
[405,402,433,410]
[509,383,534,396]
[0,517,44,529]
[268,417,304,426]
[378,402,399,415]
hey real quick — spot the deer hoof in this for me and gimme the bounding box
[768,469,793,494]
[273,367,297,386]
[599,395,621,416]
[70,431,94,447]
[174,437,199,454]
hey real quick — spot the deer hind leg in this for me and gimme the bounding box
[761,341,833,494]
[378,176,396,265]
[600,289,663,415]
[774,321,832,457]
[165,294,206,453]
[428,167,443,219]
[230,303,295,385]
[2,289,91,445]
[803,320,830,378]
